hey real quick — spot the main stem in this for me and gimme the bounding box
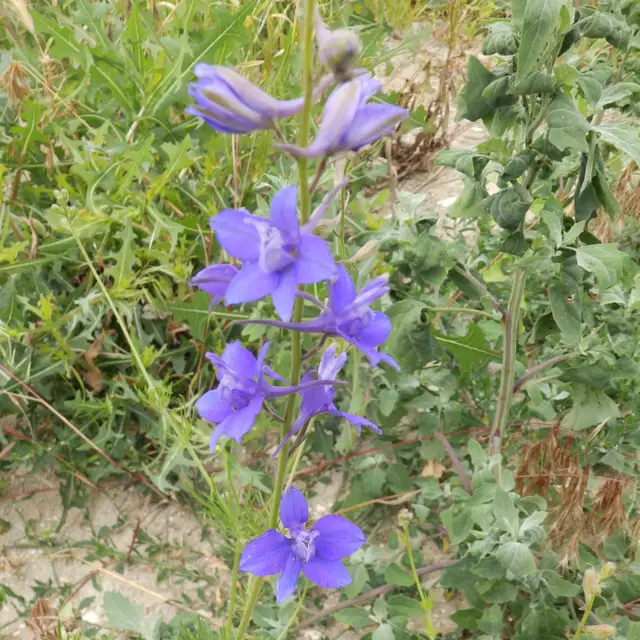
[572,595,595,640]
[235,2,316,637]
[489,268,526,452]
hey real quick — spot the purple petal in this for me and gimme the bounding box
[196,390,233,423]
[330,266,357,312]
[239,529,292,577]
[354,275,390,307]
[276,554,303,603]
[255,341,271,378]
[225,262,280,304]
[210,209,262,262]
[220,341,259,377]
[302,557,352,588]
[315,79,361,149]
[295,234,336,285]
[186,104,256,135]
[380,352,401,371]
[357,75,382,104]
[327,407,382,436]
[357,311,392,347]
[318,345,347,381]
[301,179,348,235]
[209,423,227,452]
[343,104,408,150]
[312,515,366,561]
[271,268,297,321]
[234,313,335,334]
[275,408,315,455]
[270,186,299,242]
[217,396,264,443]
[189,81,265,127]
[190,264,238,298]
[280,487,309,529]
[262,366,288,383]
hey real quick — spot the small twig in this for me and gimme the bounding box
[295,561,456,629]
[302,334,328,361]
[126,520,141,564]
[436,431,472,495]
[453,266,501,313]
[513,353,578,392]
[309,156,328,194]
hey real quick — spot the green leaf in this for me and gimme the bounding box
[448,179,487,218]
[344,565,369,599]
[496,541,537,578]
[494,488,520,537]
[107,219,138,288]
[561,383,620,431]
[484,185,532,231]
[549,281,581,344]
[575,244,630,289]
[388,462,413,493]
[149,137,193,198]
[578,10,631,49]
[440,506,473,546]
[379,389,399,417]
[598,82,640,108]
[334,608,372,629]
[405,234,452,286]
[372,624,395,640]
[478,604,504,635]
[451,608,483,631]
[385,563,414,587]
[547,93,590,153]
[503,150,537,181]
[386,300,437,372]
[592,123,640,166]
[434,324,500,373]
[576,67,611,105]
[434,149,490,179]
[104,592,161,640]
[483,22,519,55]
[457,57,514,122]
[545,572,581,598]
[500,231,529,256]
[511,71,556,95]
[387,595,424,618]
[593,170,621,220]
[511,0,528,27]
[520,603,568,637]
[517,0,563,80]
[541,197,564,246]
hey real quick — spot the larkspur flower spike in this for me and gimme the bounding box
[208,184,340,321]
[237,266,400,370]
[239,487,365,602]
[276,344,381,454]
[196,341,345,452]
[276,74,408,158]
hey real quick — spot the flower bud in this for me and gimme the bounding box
[584,625,616,638]
[599,562,616,581]
[314,9,362,79]
[583,568,600,600]
[397,508,413,528]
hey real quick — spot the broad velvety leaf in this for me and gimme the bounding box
[592,123,640,167]
[549,281,581,344]
[434,324,500,373]
[547,94,590,153]
[575,244,630,289]
[496,541,537,578]
[561,383,620,431]
[386,300,437,371]
[517,0,563,80]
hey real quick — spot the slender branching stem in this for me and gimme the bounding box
[453,265,501,313]
[224,542,242,638]
[572,594,596,640]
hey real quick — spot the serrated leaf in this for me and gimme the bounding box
[561,383,620,431]
[547,93,590,153]
[149,137,193,198]
[107,219,137,288]
[435,324,500,373]
[496,541,537,578]
[549,281,581,344]
[517,0,563,80]
[592,123,640,166]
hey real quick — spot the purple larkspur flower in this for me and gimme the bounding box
[314,9,363,78]
[239,487,365,602]
[210,185,338,321]
[186,65,306,134]
[277,345,380,453]
[196,341,344,452]
[238,266,399,370]
[276,75,408,158]
[190,264,238,306]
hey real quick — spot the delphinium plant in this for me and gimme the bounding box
[187,2,409,637]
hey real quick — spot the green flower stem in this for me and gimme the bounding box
[572,594,596,640]
[489,268,526,453]
[427,306,496,320]
[402,525,437,639]
[276,582,308,640]
[235,2,316,637]
[224,542,242,638]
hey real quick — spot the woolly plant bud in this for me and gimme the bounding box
[584,625,616,638]
[314,9,362,78]
[582,568,600,600]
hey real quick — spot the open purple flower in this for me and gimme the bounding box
[210,185,337,321]
[277,345,380,453]
[186,65,307,134]
[190,264,238,306]
[196,341,344,452]
[237,266,399,370]
[239,487,365,602]
[275,74,408,158]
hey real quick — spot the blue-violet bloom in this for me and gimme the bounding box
[276,74,408,158]
[238,266,399,370]
[210,184,338,321]
[187,65,306,134]
[190,264,238,307]
[239,487,365,602]
[196,341,344,452]
[277,345,380,453]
